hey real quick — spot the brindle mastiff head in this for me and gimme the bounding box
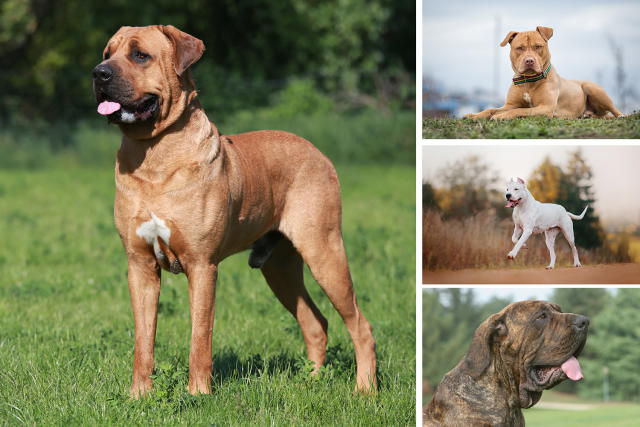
[463,300,588,408]
[92,25,204,139]
[500,26,553,76]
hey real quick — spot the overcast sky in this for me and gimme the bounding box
[422,144,640,226]
[422,0,640,113]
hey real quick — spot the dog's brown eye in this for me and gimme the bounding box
[104,51,110,60]
[132,50,150,63]
[538,312,547,320]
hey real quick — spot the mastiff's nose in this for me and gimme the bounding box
[572,315,589,331]
[524,57,535,67]
[93,63,114,83]
[506,193,512,200]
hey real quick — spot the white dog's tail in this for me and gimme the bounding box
[567,205,589,220]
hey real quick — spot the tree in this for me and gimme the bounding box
[579,289,640,402]
[433,155,502,219]
[559,149,606,249]
[527,156,565,202]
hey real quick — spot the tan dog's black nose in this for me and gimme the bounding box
[92,64,113,83]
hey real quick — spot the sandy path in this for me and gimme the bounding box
[422,263,640,284]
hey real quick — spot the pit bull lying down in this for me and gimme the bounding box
[505,178,588,269]
[466,26,623,120]
[424,300,589,426]
[92,25,376,397]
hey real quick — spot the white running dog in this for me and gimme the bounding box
[505,178,588,269]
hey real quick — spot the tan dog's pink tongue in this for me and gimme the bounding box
[97,101,121,115]
[561,356,583,380]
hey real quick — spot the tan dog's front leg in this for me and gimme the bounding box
[466,104,519,120]
[128,257,161,399]
[491,105,554,119]
[187,263,218,394]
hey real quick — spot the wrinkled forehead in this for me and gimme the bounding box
[505,300,562,322]
[105,26,169,54]
[511,31,547,48]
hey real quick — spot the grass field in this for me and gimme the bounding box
[0,163,415,424]
[526,391,640,426]
[422,113,640,139]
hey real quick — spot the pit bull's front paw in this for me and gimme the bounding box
[545,265,554,270]
[574,262,582,268]
[507,251,517,260]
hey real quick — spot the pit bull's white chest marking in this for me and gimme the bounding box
[136,212,171,260]
[523,92,533,107]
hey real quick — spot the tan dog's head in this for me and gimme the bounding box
[462,300,588,409]
[500,26,553,76]
[92,25,204,139]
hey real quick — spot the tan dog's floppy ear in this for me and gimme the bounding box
[160,25,205,76]
[462,313,506,378]
[536,26,553,42]
[500,31,519,47]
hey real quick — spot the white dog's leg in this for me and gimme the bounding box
[507,229,532,259]
[560,220,582,267]
[511,225,522,244]
[544,228,560,269]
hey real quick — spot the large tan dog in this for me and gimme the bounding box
[91,25,376,397]
[466,26,623,120]
[424,301,589,426]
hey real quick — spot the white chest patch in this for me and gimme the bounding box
[523,92,533,107]
[135,212,171,260]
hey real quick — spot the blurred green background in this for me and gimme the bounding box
[0,0,415,166]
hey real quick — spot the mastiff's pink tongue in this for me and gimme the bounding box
[97,101,121,115]
[561,356,583,380]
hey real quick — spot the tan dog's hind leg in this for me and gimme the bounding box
[286,220,377,392]
[128,258,161,399]
[261,237,329,370]
[187,264,218,394]
[581,82,624,117]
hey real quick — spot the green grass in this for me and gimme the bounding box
[422,113,640,139]
[525,392,640,426]
[0,164,415,425]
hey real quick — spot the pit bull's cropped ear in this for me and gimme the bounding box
[536,26,553,42]
[462,313,507,378]
[500,31,519,47]
[160,25,205,76]
[517,177,525,185]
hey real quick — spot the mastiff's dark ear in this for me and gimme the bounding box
[462,313,507,378]
[500,31,519,47]
[160,25,205,76]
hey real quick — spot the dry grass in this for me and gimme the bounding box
[422,210,617,271]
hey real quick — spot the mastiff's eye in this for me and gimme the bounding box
[537,312,547,320]
[132,50,150,63]
[104,51,110,60]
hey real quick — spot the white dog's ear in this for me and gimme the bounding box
[517,177,525,185]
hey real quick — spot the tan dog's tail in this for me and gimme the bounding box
[567,205,588,220]
[581,82,624,117]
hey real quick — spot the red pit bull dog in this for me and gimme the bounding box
[467,26,623,120]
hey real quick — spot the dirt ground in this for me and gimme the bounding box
[422,263,640,284]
